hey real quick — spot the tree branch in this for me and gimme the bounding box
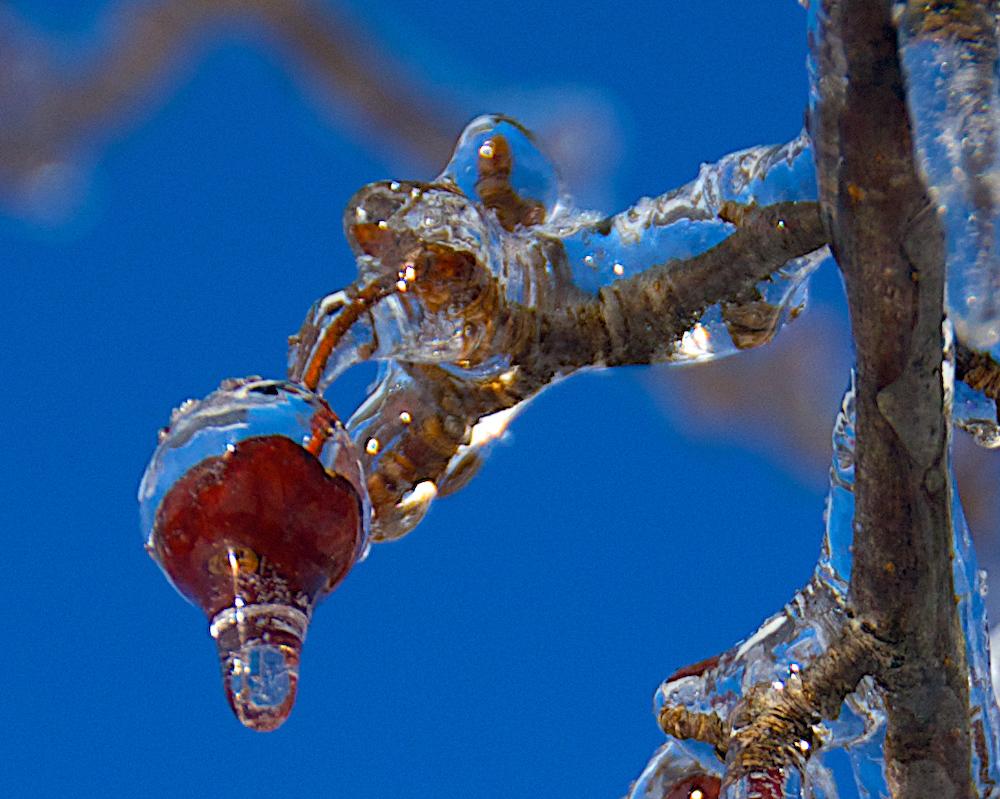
[724,620,887,780]
[525,201,827,376]
[956,342,1000,415]
[811,2,974,796]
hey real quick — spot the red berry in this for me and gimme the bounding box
[150,434,364,617]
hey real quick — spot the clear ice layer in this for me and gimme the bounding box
[343,360,520,541]
[559,132,827,362]
[641,374,889,799]
[954,380,1000,449]
[953,496,1000,795]
[140,379,371,731]
[899,7,1000,357]
[819,374,855,589]
[627,739,721,799]
[286,116,830,540]
[139,378,370,546]
[642,354,1000,796]
[438,115,566,222]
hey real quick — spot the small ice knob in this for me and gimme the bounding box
[439,114,564,228]
[211,602,308,732]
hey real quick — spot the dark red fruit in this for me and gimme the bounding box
[747,769,785,799]
[149,434,364,618]
[665,655,722,683]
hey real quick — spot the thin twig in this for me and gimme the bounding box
[725,621,885,778]
[657,706,729,757]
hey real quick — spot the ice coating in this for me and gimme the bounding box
[898,5,1000,357]
[645,376,891,799]
[438,114,566,224]
[341,360,523,541]
[140,380,370,730]
[818,374,855,589]
[288,115,829,540]
[945,321,1000,792]
[954,342,1000,448]
[560,132,826,361]
[139,378,370,542]
[627,739,721,799]
[645,354,1000,796]
[575,130,818,292]
[953,381,1000,448]
[947,359,1000,793]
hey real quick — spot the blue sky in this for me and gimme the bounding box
[0,3,840,797]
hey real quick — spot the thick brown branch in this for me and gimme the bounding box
[811,2,974,797]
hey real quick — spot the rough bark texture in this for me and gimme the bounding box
[811,2,974,797]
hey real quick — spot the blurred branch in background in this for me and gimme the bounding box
[0,0,460,218]
[0,0,624,222]
[647,301,1000,616]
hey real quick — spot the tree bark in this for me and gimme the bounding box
[810,2,974,797]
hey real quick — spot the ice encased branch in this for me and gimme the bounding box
[288,117,830,541]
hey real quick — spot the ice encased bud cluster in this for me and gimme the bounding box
[294,115,830,394]
[632,376,889,799]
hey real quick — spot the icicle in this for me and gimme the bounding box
[898,5,1000,357]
